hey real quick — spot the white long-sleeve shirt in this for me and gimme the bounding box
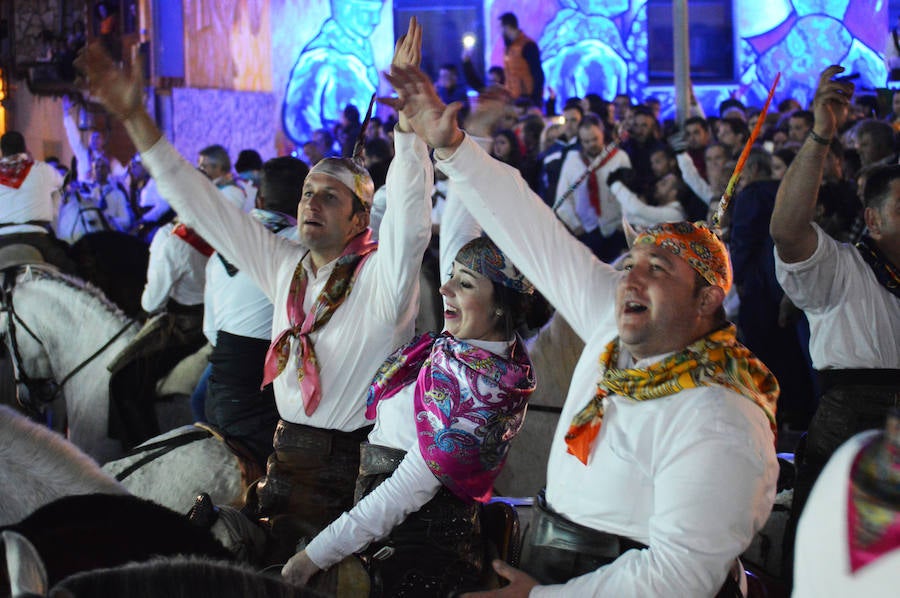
[306,337,512,569]
[0,160,62,234]
[677,152,714,205]
[555,149,631,237]
[437,135,778,597]
[202,224,299,344]
[775,223,900,370]
[141,132,432,431]
[62,109,125,182]
[141,222,208,312]
[609,181,686,229]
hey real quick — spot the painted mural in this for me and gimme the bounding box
[209,0,886,147]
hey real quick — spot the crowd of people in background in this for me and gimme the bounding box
[2,10,898,597]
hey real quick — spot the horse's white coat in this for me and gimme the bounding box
[102,425,245,514]
[0,267,201,464]
[0,405,126,526]
[0,267,140,463]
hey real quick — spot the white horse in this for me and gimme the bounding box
[102,423,251,515]
[0,405,126,526]
[0,265,197,464]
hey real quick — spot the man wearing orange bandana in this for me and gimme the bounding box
[384,62,780,597]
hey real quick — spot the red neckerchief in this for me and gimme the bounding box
[0,154,35,189]
[172,223,215,257]
[581,148,619,216]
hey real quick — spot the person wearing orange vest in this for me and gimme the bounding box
[499,12,544,107]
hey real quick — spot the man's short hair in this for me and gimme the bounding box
[684,116,709,132]
[857,120,896,155]
[260,156,309,215]
[439,63,459,75]
[343,104,361,124]
[0,131,26,156]
[563,98,584,116]
[720,117,750,141]
[487,66,506,85]
[790,110,814,128]
[198,144,231,172]
[745,147,772,178]
[235,149,263,173]
[364,137,392,164]
[499,12,518,28]
[862,164,900,211]
[719,98,746,117]
[578,113,611,140]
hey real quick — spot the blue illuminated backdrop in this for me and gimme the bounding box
[273,1,888,144]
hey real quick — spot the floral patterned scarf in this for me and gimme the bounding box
[848,435,900,572]
[366,332,535,503]
[565,324,778,465]
[261,230,377,415]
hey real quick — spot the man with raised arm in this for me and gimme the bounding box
[383,63,779,597]
[770,66,900,522]
[74,20,433,559]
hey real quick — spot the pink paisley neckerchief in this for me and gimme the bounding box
[366,332,535,503]
[261,230,376,416]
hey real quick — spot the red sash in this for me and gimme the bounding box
[172,223,215,257]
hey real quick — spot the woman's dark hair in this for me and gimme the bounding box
[773,147,797,169]
[491,282,552,340]
[492,129,523,168]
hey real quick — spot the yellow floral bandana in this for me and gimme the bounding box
[634,221,732,294]
[565,324,778,465]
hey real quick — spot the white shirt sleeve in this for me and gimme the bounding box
[369,185,387,242]
[63,109,90,181]
[202,256,218,345]
[362,131,434,325]
[436,135,618,344]
[141,228,183,312]
[438,135,492,285]
[610,181,686,228]
[676,153,713,205]
[304,444,442,569]
[141,137,300,304]
[553,154,584,233]
[533,393,777,597]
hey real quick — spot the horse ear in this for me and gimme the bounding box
[2,530,49,597]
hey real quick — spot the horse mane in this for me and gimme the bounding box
[54,555,324,598]
[15,265,132,324]
[0,406,125,526]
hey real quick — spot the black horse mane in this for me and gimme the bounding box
[14,264,131,323]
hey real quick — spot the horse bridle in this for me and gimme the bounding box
[0,266,133,415]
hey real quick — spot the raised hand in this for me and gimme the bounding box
[812,65,854,140]
[389,17,422,133]
[392,16,422,71]
[383,65,464,152]
[73,42,144,122]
